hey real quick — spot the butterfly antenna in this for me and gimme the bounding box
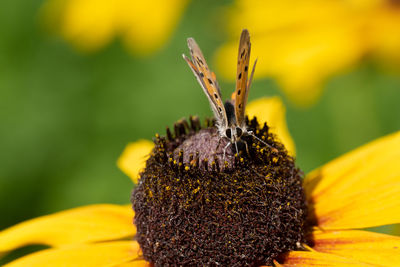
[247,58,258,90]
[244,140,250,155]
[247,131,277,152]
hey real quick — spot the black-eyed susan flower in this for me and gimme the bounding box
[215,0,400,106]
[40,0,188,55]
[1,97,400,266]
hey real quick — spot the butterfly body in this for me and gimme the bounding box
[183,29,265,157]
[222,100,244,142]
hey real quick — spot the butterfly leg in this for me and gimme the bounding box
[222,141,231,162]
[234,141,239,155]
[214,137,222,157]
[244,140,250,156]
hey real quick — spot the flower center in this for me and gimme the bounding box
[132,117,308,266]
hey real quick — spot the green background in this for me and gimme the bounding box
[1,0,399,240]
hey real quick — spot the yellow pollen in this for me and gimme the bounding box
[185,166,190,171]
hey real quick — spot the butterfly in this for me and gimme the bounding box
[183,29,270,158]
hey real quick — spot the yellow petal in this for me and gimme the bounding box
[41,0,188,55]
[246,97,295,155]
[114,260,151,267]
[395,224,400,236]
[4,241,142,267]
[120,0,188,55]
[312,229,400,266]
[0,204,135,253]
[304,131,400,229]
[42,0,118,52]
[215,28,363,106]
[117,140,154,184]
[276,250,370,266]
[368,7,400,66]
[215,0,367,106]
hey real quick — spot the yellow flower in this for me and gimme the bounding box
[41,0,188,55]
[215,0,400,106]
[1,98,400,266]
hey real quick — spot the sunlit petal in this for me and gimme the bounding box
[41,0,118,52]
[369,7,400,65]
[312,229,400,266]
[215,0,400,105]
[117,140,154,184]
[276,250,370,266]
[246,97,295,155]
[120,0,188,55]
[305,131,400,229]
[216,25,363,106]
[41,0,188,54]
[5,241,141,267]
[113,259,151,267]
[0,204,134,253]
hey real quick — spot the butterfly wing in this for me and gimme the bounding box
[233,29,256,128]
[183,38,228,129]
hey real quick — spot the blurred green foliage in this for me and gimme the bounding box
[0,0,399,235]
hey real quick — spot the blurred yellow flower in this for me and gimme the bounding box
[41,0,188,55]
[215,0,400,106]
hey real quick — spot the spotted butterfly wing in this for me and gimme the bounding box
[183,38,228,130]
[233,29,257,129]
